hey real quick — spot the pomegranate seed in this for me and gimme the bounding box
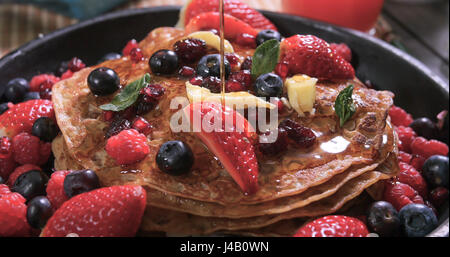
[106,116,131,138]
[67,57,86,72]
[226,80,246,92]
[179,66,196,77]
[103,111,115,122]
[174,38,207,63]
[201,77,221,93]
[280,119,316,148]
[229,70,252,90]
[190,76,203,86]
[39,89,52,100]
[130,48,144,63]
[241,57,252,71]
[123,39,139,56]
[275,62,289,79]
[140,84,166,104]
[132,117,152,136]
[235,33,257,48]
[225,53,240,68]
[259,127,289,156]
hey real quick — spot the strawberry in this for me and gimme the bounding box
[0,100,55,138]
[7,164,41,187]
[330,43,352,62]
[294,215,369,237]
[0,192,31,237]
[183,102,259,194]
[29,74,60,92]
[397,162,428,198]
[12,133,51,166]
[383,180,424,211]
[0,136,17,180]
[46,170,72,211]
[181,0,277,31]
[410,137,449,159]
[185,12,258,43]
[41,185,147,237]
[0,184,11,195]
[280,35,355,80]
[105,129,150,165]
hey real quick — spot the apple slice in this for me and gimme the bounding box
[183,102,259,195]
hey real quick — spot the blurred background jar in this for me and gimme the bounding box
[281,0,385,32]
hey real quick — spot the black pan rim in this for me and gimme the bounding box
[0,5,448,237]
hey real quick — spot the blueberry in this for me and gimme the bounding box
[12,170,48,201]
[410,117,439,140]
[399,203,438,237]
[26,196,52,229]
[23,92,40,101]
[367,201,401,237]
[422,155,449,189]
[4,78,29,103]
[32,117,59,142]
[254,73,283,98]
[87,67,120,96]
[149,49,179,75]
[156,141,194,176]
[100,52,122,63]
[63,169,100,198]
[0,103,9,115]
[256,30,282,46]
[196,54,231,78]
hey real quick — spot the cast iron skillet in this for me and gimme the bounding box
[0,6,448,237]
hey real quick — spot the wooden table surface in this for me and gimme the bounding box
[0,0,448,84]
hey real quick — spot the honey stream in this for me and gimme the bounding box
[219,0,226,106]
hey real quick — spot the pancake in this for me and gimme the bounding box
[52,27,395,206]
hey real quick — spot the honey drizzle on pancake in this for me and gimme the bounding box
[219,0,226,106]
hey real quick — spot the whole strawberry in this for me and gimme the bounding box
[46,170,72,210]
[0,100,55,138]
[330,43,352,62]
[294,215,369,237]
[106,129,150,165]
[0,136,17,180]
[12,133,51,165]
[41,185,147,237]
[0,192,31,237]
[280,35,355,80]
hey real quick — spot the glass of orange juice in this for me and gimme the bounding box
[281,0,385,32]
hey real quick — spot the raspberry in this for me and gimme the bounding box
[173,38,207,63]
[29,74,60,92]
[259,127,289,156]
[226,80,246,92]
[106,129,150,165]
[61,69,73,80]
[0,192,31,237]
[122,39,139,56]
[383,180,424,211]
[229,70,252,90]
[410,154,426,172]
[399,151,412,164]
[429,187,449,207]
[67,57,85,72]
[396,126,417,153]
[201,76,221,93]
[389,106,413,127]
[235,33,257,48]
[240,56,252,71]
[280,119,317,148]
[46,170,72,210]
[330,43,352,62]
[0,136,16,180]
[0,184,11,195]
[132,117,152,136]
[105,116,131,139]
[410,137,449,159]
[398,162,428,198]
[179,66,196,77]
[275,62,289,79]
[189,76,204,86]
[130,48,144,63]
[12,132,51,165]
[7,164,41,187]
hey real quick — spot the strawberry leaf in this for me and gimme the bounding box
[251,39,280,79]
[335,84,356,127]
[100,73,150,112]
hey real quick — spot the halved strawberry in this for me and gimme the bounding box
[185,12,258,42]
[0,100,55,138]
[41,185,146,237]
[183,102,259,195]
[280,35,355,80]
[180,0,277,31]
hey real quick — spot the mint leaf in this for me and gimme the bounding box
[335,84,356,127]
[100,73,151,112]
[251,39,280,79]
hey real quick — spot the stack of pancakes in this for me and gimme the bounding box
[51,27,399,236]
